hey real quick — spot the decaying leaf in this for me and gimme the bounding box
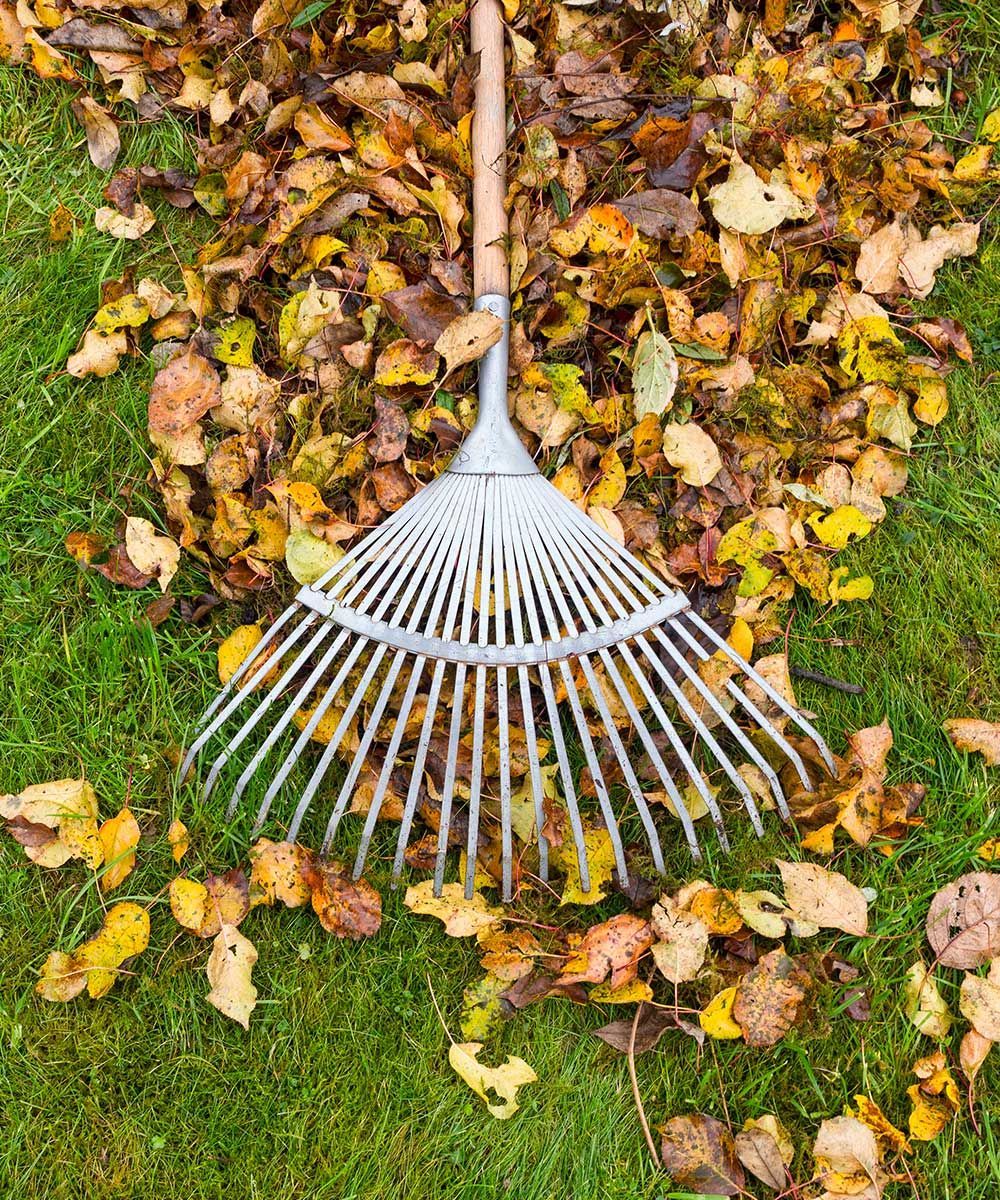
[206,924,258,1028]
[943,718,1000,765]
[404,881,503,936]
[434,310,502,375]
[168,819,189,863]
[926,871,1000,969]
[776,860,869,936]
[448,1042,537,1119]
[302,859,381,938]
[660,1114,745,1196]
[735,1115,794,1191]
[907,1051,960,1141]
[1,777,102,868]
[37,901,149,1001]
[732,949,812,1048]
[904,961,952,1040]
[249,838,313,908]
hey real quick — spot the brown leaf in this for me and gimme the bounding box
[381,281,465,346]
[302,859,381,938]
[611,189,703,240]
[148,346,222,437]
[558,913,654,989]
[732,948,812,1047]
[943,718,1000,765]
[369,396,410,463]
[734,1124,789,1191]
[93,544,155,589]
[660,1115,745,1196]
[71,95,120,171]
[926,871,1000,969]
[592,1005,681,1055]
[371,461,415,512]
[776,860,869,935]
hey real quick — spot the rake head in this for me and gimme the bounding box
[182,459,835,902]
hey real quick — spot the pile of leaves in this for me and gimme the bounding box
[0,0,987,628]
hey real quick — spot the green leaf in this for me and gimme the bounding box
[291,0,330,27]
[548,179,570,221]
[631,329,678,419]
[673,342,727,361]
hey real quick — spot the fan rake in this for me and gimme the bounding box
[181,0,834,901]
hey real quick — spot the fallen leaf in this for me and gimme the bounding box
[904,961,952,1040]
[434,310,502,375]
[776,860,869,935]
[700,986,743,1040]
[943,718,1000,765]
[404,881,503,936]
[907,1052,960,1141]
[926,871,1000,968]
[735,1118,792,1190]
[660,1114,745,1196]
[98,807,140,892]
[124,517,181,593]
[66,329,127,378]
[558,913,654,989]
[168,819,189,863]
[94,203,155,239]
[849,1095,911,1156]
[37,901,150,1001]
[249,838,313,908]
[650,895,709,983]
[374,338,439,386]
[632,328,678,418]
[71,95,120,171]
[302,859,381,938]
[1,777,102,868]
[732,948,812,1047]
[593,1004,681,1054]
[206,924,258,1028]
[813,1116,880,1194]
[448,1042,537,1119]
[707,157,812,234]
[558,825,616,905]
[662,422,722,487]
[959,957,1000,1041]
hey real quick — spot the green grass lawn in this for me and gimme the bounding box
[2,35,1000,1199]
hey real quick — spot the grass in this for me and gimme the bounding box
[2,30,1000,1199]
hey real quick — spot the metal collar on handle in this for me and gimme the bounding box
[446,295,540,476]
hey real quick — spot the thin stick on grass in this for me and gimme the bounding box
[628,1002,660,1169]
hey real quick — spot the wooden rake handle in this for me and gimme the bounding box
[470,0,508,299]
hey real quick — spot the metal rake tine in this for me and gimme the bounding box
[254,637,370,833]
[354,476,483,876]
[577,654,667,874]
[434,662,468,896]
[391,484,483,880]
[496,476,549,881]
[504,478,594,891]
[680,611,836,772]
[189,604,299,740]
[489,481,514,901]
[182,611,320,776]
[534,495,733,844]
[668,615,814,793]
[541,493,768,837]
[433,476,489,894]
[322,648,410,856]
[463,665,489,899]
[202,618,343,800]
[227,629,352,815]
[517,494,629,881]
[249,486,459,831]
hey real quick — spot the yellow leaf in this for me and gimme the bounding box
[73,901,150,999]
[727,617,753,662]
[206,924,258,1029]
[849,1095,911,1155]
[539,291,590,343]
[829,566,875,605]
[977,838,1000,861]
[404,881,503,936]
[700,986,743,1039]
[807,505,872,550]
[913,376,948,425]
[587,449,626,509]
[586,203,634,252]
[662,422,722,487]
[170,877,209,933]
[285,528,344,586]
[366,260,407,297]
[434,311,503,375]
[0,778,102,868]
[589,978,654,1004]
[982,109,1000,142]
[448,1042,537,1119]
[125,516,181,593]
[943,718,1000,765]
[557,826,617,906]
[904,961,952,1040]
[93,294,149,332]
[552,464,584,502]
[373,338,439,386]
[98,807,140,893]
[213,316,256,366]
[907,1052,960,1141]
[217,623,263,685]
[168,819,190,864]
[838,316,905,385]
[249,838,312,908]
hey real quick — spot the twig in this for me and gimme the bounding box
[789,666,864,695]
[628,1003,660,1170]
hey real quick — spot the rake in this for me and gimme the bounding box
[182,0,834,901]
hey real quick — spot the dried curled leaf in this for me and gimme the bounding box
[206,924,258,1028]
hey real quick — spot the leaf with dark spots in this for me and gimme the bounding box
[104,168,138,217]
[47,18,142,52]
[371,461,415,512]
[660,1115,745,1196]
[148,347,222,437]
[301,859,381,939]
[926,871,1000,969]
[611,189,703,240]
[381,282,466,347]
[369,396,409,462]
[732,948,813,1048]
